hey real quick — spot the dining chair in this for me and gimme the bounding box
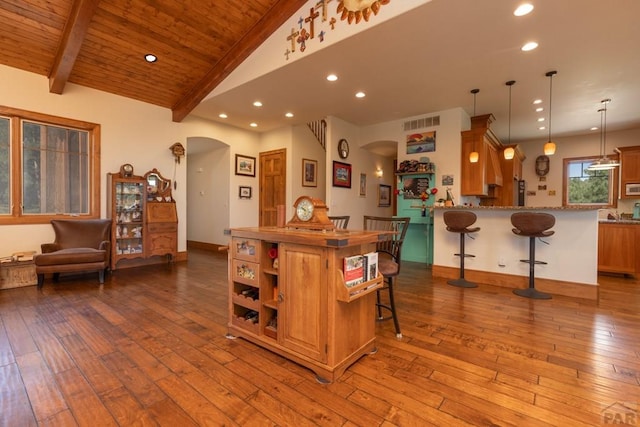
[329,215,350,229]
[363,215,411,339]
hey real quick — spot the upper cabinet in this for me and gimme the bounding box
[616,146,640,198]
[461,114,503,197]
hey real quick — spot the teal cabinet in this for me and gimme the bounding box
[396,169,435,265]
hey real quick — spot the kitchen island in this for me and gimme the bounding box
[432,206,600,300]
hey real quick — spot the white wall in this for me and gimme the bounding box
[187,142,230,244]
[0,65,260,255]
[519,128,640,214]
[360,108,469,203]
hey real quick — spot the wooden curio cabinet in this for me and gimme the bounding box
[107,171,146,270]
[107,167,178,269]
[144,169,177,261]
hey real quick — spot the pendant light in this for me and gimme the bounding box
[542,71,558,155]
[469,88,480,163]
[587,99,619,171]
[503,80,516,160]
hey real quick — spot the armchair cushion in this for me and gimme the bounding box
[34,219,112,287]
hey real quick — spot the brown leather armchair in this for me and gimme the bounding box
[34,219,112,287]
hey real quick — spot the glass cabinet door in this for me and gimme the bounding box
[114,181,144,255]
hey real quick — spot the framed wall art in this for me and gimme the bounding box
[239,186,252,199]
[238,185,251,199]
[332,161,352,188]
[235,154,256,177]
[406,131,436,154]
[302,158,317,187]
[359,173,367,196]
[378,184,391,207]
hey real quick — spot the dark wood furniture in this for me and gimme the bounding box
[363,216,410,339]
[34,219,111,286]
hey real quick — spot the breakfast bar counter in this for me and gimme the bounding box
[432,206,600,299]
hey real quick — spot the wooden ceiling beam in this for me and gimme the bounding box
[49,0,101,94]
[171,0,307,123]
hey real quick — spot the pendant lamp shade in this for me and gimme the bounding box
[544,71,557,155]
[503,80,516,160]
[587,99,619,171]
[469,88,480,163]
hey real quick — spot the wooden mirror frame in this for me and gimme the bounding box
[144,168,172,201]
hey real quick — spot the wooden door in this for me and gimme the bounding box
[279,243,327,363]
[259,149,286,226]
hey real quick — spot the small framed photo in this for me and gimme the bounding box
[235,154,256,177]
[302,158,317,187]
[378,184,391,207]
[239,186,252,199]
[359,173,367,196]
[333,161,352,188]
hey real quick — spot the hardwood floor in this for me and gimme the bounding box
[1,249,639,426]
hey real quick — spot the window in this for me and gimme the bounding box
[563,156,618,207]
[0,106,100,224]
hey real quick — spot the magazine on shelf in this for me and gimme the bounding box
[363,251,378,281]
[343,255,365,287]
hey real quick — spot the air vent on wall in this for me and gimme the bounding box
[403,115,440,131]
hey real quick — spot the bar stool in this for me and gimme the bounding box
[443,210,480,288]
[511,212,555,299]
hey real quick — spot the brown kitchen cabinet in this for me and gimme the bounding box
[615,145,640,198]
[598,222,639,276]
[461,114,503,197]
[227,227,384,383]
[499,144,525,206]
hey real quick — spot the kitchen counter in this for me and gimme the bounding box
[432,206,599,299]
[599,219,640,225]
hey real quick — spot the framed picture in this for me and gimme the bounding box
[378,184,391,207]
[235,154,256,177]
[332,161,352,188]
[359,173,367,196]
[302,158,317,187]
[406,131,436,154]
[239,186,252,199]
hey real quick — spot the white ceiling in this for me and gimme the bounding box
[191,0,640,150]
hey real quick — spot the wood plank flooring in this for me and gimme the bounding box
[1,249,639,426]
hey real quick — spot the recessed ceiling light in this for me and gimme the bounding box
[521,41,538,51]
[285,112,294,118]
[535,107,544,112]
[144,54,157,63]
[539,126,546,130]
[219,113,228,119]
[537,118,545,122]
[253,101,262,107]
[326,74,338,82]
[514,3,534,16]
[250,122,258,127]
[591,126,599,131]
[533,99,543,105]
[355,91,366,98]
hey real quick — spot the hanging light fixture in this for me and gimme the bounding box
[543,70,557,155]
[469,88,480,163]
[504,80,516,160]
[587,99,619,171]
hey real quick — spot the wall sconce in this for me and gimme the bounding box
[375,168,383,178]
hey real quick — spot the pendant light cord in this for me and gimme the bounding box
[548,73,553,142]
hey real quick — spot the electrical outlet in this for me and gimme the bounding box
[498,257,506,267]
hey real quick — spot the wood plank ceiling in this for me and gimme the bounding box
[0,0,307,121]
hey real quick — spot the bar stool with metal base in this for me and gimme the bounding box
[443,210,480,288]
[511,212,555,299]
